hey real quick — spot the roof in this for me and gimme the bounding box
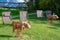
[0,2,28,8]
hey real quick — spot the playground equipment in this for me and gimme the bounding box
[46,10,53,17]
[20,11,28,21]
[12,21,31,37]
[2,12,12,24]
[37,10,43,18]
[47,14,59,24]
[46,10,59,24]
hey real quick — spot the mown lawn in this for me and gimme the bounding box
[0,9,60,40]
[0,18,60,40]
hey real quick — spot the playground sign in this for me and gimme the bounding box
[20,11,27,21]
[37,10,43,17]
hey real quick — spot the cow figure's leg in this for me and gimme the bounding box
[50,19,53,24]
[16,26,23,37]
[12,21,17,32]
[16,30,22,37]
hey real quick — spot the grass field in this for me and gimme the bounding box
[0,9,60,40]
[0,18,60,40]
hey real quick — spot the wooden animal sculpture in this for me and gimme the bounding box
[12,21,31,37]
[47,15,59,24]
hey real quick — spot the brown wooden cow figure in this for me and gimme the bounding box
[12,21,31,37]
[47,14,59,24]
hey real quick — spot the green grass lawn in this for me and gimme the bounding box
[0,9,60,40]
[0,18,60,40]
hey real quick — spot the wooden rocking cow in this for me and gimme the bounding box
[12,21,31,37]
[47,14,59,24]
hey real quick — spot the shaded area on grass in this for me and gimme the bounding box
[0,35,13,38]
[29,17,47,24]
[52,23,60,27]
[48,27,58,30]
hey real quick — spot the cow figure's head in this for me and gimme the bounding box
[53,15,59,19]
[22,21,31,29]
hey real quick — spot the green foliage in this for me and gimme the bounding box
[34,0,60,17]
[54,0,60,17]
[38,0,53,10]
[11,10,19,16]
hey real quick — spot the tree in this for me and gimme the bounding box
[37,0,60,18]
[54,0,60,17]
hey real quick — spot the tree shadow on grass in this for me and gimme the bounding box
[48,27,58,30]
[50,20,60,27]
[0,35,13,38]
[48,23,60,30]
[52,24,60,27]
[30,18,47,24]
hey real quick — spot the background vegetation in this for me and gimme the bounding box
[29,0,60,18]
